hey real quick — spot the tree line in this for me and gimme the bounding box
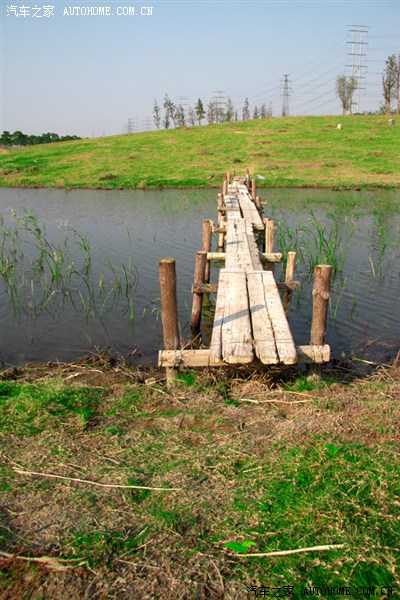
[0,130,81,147]
[336,53,400,116]
[152,95,273,130]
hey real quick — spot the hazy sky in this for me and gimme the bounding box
[1,0,399,137]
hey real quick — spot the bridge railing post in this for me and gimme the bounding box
[159,257,180,384]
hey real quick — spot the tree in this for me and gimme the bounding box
[225,97,234,122]
[153,99,161,129]
[0,131,12,146]
[382,54,398,115]
[207,101,216,124]
[335,75,356,115]
[242,97,250,121]
[163,94,177,127]
[188,107,197,127]
[253,105,259,120]
[195,98,205,126]
[175,104,186,127]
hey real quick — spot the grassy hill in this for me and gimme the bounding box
[0,115,399,189]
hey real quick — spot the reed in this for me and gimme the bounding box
[0,209,139,324]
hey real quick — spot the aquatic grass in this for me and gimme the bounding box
[276,210,356,280]
[0,209,139,324]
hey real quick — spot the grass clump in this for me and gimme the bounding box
[0,362,399,598]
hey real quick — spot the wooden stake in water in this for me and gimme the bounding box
[251,179,256,201]
[264,218,275,272]
[246,168,250,189]
[159,257,180,383]
[191,251,207,332]
[283,251,296,313]
[202,219,213,284]
[285,252,296,285]
[310,265,332,373]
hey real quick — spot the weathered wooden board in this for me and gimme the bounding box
[159,345,330,367]
[237,189,264,230]
[225,219,254,270]
[247,271,278,364]
[257,270,297,364]
[210,269,254,364]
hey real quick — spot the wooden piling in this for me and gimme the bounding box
[218,216,225,250]
[202,219,213,284]
[246,168,250,189]
[285,252,296,284]
[251,179,256,201]
[217,193,224,226]
[283,251,296,314]
[264,218,275,272]
[191,251,207,332]
[310,264,332,372]
[311,265,332,345]
[264,218,275,253]
[159,257,180,383]
[255,195,262,211]
[223,178,228,196]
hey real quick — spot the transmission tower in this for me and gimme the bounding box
[281,75,292,117]
[177,96,189,120]
[212,90,226,123]
[346,25,368,113]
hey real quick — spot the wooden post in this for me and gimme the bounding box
[283,251,296,313]
[217,193,224,226]
[191,251,207,332]
[218,216,225,250]
[251,179,256,201]
[311,265,332,345]
[159,258,180,383]
[255,195,262,211]
[226,171,230,184]
[310,264,332,372]
[264,218,275,253]
[285,252,296,284]
[223,178,228,196]
[246,168,250,189]
[264,218,275,272]
[202,219,213,283]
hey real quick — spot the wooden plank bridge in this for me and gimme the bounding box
[158,173,331,379]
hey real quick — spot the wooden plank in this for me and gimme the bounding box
[237,189,264,230]
[260,270,297,364]
[158,345,330,368]
[210,269,253,364]
[247,271,278,364]
[225,219,254,270]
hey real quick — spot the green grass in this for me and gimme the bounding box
[1,115,399,190]
[0,363,399,598]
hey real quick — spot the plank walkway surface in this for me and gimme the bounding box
[210,180,297,365]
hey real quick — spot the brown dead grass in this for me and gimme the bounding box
[1,360,399,598]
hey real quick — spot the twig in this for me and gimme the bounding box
[240,397,312,404]
[233,543,345,558]
[12,467,180,491]
[0,550,80,571]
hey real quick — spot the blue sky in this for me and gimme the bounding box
[1,0,399,137]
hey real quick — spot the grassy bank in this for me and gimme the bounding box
[0,115,399,190]
[1,359,399,599]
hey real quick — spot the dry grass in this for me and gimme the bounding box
[0,360,399,598]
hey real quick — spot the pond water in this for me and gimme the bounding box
[1,187,399,367]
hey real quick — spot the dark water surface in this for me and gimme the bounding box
[1,187,399,366]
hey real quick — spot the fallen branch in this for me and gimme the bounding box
[233,544,345,558]
[12,467,180,491]
[240,398,311,404]
[0,550,80,571]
